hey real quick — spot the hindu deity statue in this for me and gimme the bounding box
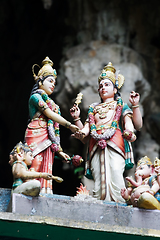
[25,57,79,194]
[121,156,160,210]
[70,62,142,202]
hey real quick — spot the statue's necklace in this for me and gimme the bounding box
[94,101,115,119]
[88,97,123,141]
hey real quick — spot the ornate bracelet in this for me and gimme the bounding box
[157,173,160,176]
[126,196,131,202]
[39,172,42,178]
[65,121,71,128]
[57,146,63,153]
[73,117,80,122]
[132,105,139,108]
[150,189,156,195]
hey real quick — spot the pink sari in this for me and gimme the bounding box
[25,114,54,194]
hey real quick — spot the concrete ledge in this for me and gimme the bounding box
[0,212,160,240]
[8,193,160,231]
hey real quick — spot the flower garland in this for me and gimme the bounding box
[89,97,123,148]
[36,89,61,148]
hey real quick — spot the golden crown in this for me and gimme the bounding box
[11,141,31,154]
[32,56,57,82]
[98,62,125,89]
[137,156,152,167]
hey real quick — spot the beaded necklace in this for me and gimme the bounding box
[88,97,123,141]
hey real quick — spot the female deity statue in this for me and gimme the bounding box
[25,57,79,195]
[70,62,142,202]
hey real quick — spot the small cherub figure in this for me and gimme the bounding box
[9,142,63,197]
[121,156,160,209]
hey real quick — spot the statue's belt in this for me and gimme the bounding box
[32,139,52,157]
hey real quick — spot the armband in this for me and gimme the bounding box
[38,100,48,111]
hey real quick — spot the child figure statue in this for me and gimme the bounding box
[25,57,79,194]
[70,62,142,202]
[121,156,160,210]
[9,142,63,197]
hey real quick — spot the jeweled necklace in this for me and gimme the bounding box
[88,97,123,141]
[94,100,115,119]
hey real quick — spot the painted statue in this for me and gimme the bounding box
[25,56,79,194]
[70,62,142,202]
[9,142,63,197]
[121,156,160,210]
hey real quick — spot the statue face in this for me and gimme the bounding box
[98,79,116,101]
[40,76,56,95]
[135,164,151,179]
[24,151,34,166]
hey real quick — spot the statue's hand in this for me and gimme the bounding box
[69,124,79,133]
[121,188,130,200]
[125,176,133,183]
[147,189,156,196]
[42,173,53,180]
[70,104,80,119]
[122,129,136,142]
[58,151,71,163]
[155,166,160,174]
[129,91,140,106]
[71,130,85,141]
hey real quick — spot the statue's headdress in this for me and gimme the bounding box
[137,156,152,167]
[32,56,57,82]
[98,62,124,89]
[10,142,32,155]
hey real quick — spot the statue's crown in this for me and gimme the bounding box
[98,62,124,89]
[137,156,152,167]
[32,56,57,81]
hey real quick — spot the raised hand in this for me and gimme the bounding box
[70,104,80,120]
[129,91,140,106]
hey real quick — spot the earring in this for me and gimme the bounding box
[39,81,42,87]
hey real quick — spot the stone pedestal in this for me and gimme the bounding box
[8,193,160,230]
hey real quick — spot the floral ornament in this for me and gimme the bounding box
[51,143,62,153]
[36,89,60,145]
[89,97,123,143]
[97,139,107,149]
[69,155,84,167]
